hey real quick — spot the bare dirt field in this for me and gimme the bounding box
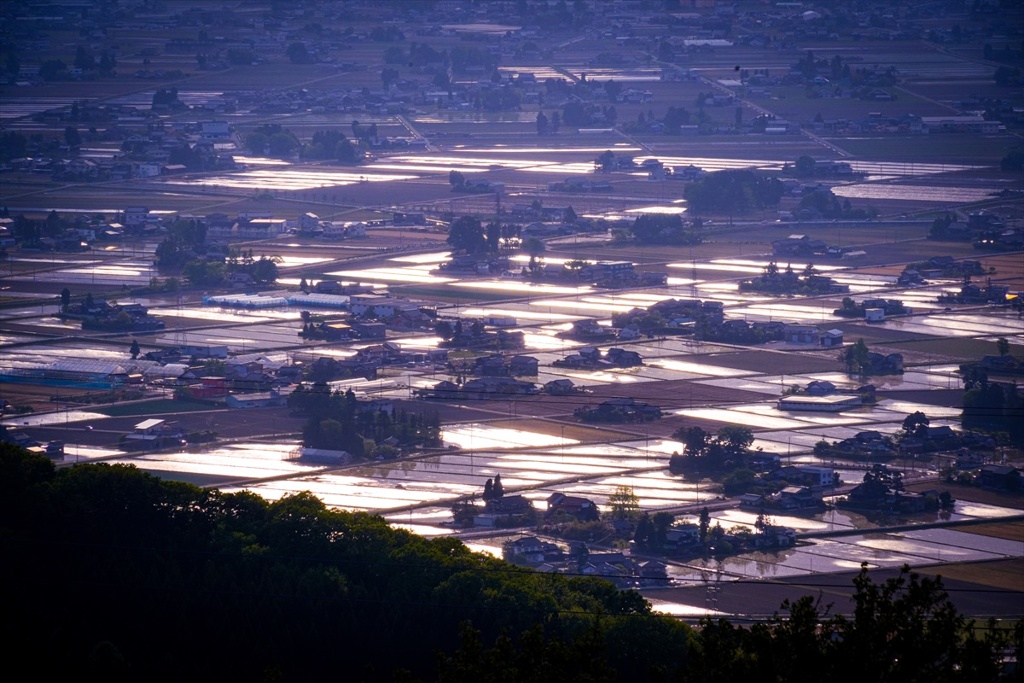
[642,557,1024,620]
[907,481,1024,511]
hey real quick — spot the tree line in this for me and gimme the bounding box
[2,444,1016,681]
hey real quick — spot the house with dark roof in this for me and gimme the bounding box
[978,465,1020,491]
[546,492,599,521]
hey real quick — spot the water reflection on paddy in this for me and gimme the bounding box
[111,443,316,481]
[327,266,454,284]
[236,475,475,510]
[831,184,996,203]
[442,424,574,450]
[61,445,125,461]
[390,251,451,264]
[535,298,639,314]
[5,410,109,427]
[712,508,841,533]
[674,407,835,430]
[460,306,580,322]
[181,169,420,191]
[451,280,593,296]
[878,314,1024,338]
[728,303,838,323]
[462,543,505,558]
[649,359,757,377]
[390,523,452,537]
[154,306,301,323]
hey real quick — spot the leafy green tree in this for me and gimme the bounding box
[633,512,652,547]
[448,170,466,190]
[39,59,68,81]
[698,506,710,543]
[902,411,929,434]
[0,131,28,162]
[717,425,754,453]
[675,425,709,457]
[63,126,81,149]
[435,320,455,341]
[485,221,501,254]
[831,564,1008,681]
[129,339,140,360]
[521,236,545,260]
[722,468,757,495]
[607,485,640,521]
[630,213,699,245]
[683,169,784,214]
[447,216,486,254]
[536,111,548,135]
[794,155,816,177]
[840,338,871,375]
[286,42,313,64]
[74,45,94,71]
[651,511,674,549]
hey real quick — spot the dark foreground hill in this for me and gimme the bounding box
[0,444,1017,682]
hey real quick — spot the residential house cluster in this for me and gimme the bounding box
[574,397,661,423]
[501,536,668,588]
[61,300,165,333]
[553,345,643,370]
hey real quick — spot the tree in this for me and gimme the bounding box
[483,478,494,500]
[633,512,652,547]
[381,67,399,89]
[448,170,466,191]
[129,339,140,360]
[97,52,115,75]
[491,473,504,499]
[39,59,68,81]
[64,127,81,149]
[698,506,710,543]
[447,216,486,254]
[675,426,709,457]
[74,45,94,71]
[794,155,817,176]
[485,221,501,254]
[435,320,454,341]
[996,337,1010,356]
[717,425,754,453]
[286,42,313,64]
[830,563,1008,681]
[651,512,674,549]
[902,411,929,435]
[994,65,1020,87]
[607,485,640,521]
[268,133,297,157]
[536,111,549,135]
[840,338,871,375]
[604,80,622,102]
[630,214,699,245]
[250,255,280,285]
[60,287,70,312]
[521,236,545,258]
